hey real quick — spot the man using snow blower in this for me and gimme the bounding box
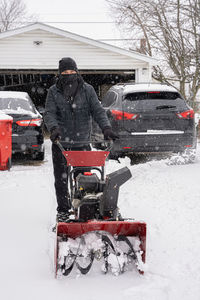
[44,57,118,223]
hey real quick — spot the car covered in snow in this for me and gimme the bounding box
[93,83,197,159]
[0,91,44,160]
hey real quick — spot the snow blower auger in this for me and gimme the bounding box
[54,141,146,277]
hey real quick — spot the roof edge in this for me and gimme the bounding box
[0,22,158,65]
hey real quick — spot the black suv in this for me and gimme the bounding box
[93,83,197,159]
[0,91,44,160]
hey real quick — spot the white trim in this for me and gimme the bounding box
[131,130,184,135]
[0,22,158,65]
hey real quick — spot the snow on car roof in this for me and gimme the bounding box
[0,91,30,100]
[114,83,179,94]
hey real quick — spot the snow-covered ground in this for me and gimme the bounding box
[0,139,200,300]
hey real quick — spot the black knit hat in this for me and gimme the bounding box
[59,57,78,74]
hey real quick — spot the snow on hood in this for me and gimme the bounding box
[0,111,13,121]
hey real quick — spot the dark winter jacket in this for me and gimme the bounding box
[44,81,111,146]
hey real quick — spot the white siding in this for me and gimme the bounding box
[0,29,149,70]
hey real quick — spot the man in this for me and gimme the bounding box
[44,57,118,222]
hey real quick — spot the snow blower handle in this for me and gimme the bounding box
[102,140,113,151]
[54,140,66,153]
[54,140,91,152]
[54,140,113,152]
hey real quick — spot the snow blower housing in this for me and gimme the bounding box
[100,167,132,218]
[55,142,147,277]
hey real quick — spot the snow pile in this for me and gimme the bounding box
[166,148,196,165]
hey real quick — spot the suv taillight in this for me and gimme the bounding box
[111,110,139,120]
[176,110,194,119]
[16,118,42,126]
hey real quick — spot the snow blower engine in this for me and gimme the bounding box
[54,141,147,277]
[72,164,131,221]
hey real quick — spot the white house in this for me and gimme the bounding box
[0,22,157,105]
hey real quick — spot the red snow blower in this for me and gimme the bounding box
[54,141,146,277]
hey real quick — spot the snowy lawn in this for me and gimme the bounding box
[0,138,200,300]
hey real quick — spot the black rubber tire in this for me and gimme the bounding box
[34,151,45,161]
[7,156,12,170]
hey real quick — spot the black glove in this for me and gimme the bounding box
[50,127,61,142]
[103,127,119,141]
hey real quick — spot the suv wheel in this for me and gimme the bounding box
[34,150,45,161]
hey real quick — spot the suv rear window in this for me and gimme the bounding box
[124,91,182,101]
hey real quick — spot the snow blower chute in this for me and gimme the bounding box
[55,141,146,277]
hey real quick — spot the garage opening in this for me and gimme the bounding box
[0,70,135,110]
